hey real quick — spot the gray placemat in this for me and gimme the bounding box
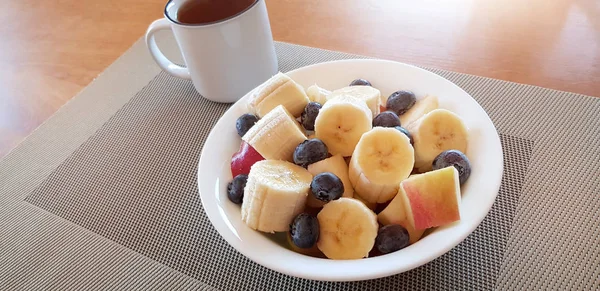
[1,32,599,290]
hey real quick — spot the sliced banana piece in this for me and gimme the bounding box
[399,95,438,126]
[242,105,307,162]
[349,127,414,203]
[306,84,330,105]
[242,160,312,233]
[306,155,354,208]
[353,193,377,211]
[314,96,372,157]
[317,198,378,260]
[406,109,468,172]
[248,72,310,118]
[327,86,381,117]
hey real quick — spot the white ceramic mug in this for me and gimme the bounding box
[145,0,278,103]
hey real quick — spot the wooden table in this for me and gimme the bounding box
[1,0,599,157]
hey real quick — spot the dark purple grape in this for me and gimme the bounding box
[293,139,328,168]
[386,91,416,115]
[301,102,322,131]
[375,224,410,254]
[373,111,401,127]
[310,172,344,202]
[394,126,413,145]
[349,78,372,86]
[432,150,471,185]
[289,213,320,249]
[235,114,259,137]
[227,174,248,204]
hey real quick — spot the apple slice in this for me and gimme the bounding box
[231,141,265,177]
[377,189,426,244]
[399,166,461,230]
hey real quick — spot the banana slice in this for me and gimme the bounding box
[406,109,468,172]
[349,127,414,203]
[317,198,378,260]
[242,105,307,162]
[314,96,372,157]
[306,84,330,105]
[241,160,312,233]
[399,95,438,126]
[248,72,310,118]
[306,155,354,208]
[353,194,377,211]
[327,86,381,117]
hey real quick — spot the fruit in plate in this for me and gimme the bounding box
[289,213,320,248]
[241,160,312,232]
[293,139,329,168]
[300,102,322,131]
[306,84,330,105]
[406,109,468,172]
[310,172,344,202]
[327,86,381,117]
[377,185,426,244]
[286,232,325,257]
[399,95,439,126]
[317,198,378,259]
[399,166,461,230]
[433,150,472,185]
[372,111,401,128]
[349,78,372,86]
[374,224,410,254]
[386,90,416,115]
[314,96,373,157]
[349,127,414,203]
[231,142,265,177]
[394,126,413,145]
[247,72,309,118]
[242,105,307,162]
[235,114,259,137]
[306,155,354,208]
[227,174,248,204]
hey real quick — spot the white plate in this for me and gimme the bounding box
[197,59,503,281]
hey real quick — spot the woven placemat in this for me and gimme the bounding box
[1,32,599,290]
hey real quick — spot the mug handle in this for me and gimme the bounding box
[145,18,191,80]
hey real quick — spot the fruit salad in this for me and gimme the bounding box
[227,72,472,260]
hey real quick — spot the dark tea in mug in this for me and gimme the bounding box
[176,0,257,24]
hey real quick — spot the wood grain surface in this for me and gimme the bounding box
[1,0,599,157]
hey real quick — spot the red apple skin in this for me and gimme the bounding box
[402,182,433,230]
[402,180,460,230]
[377,191,426,244]
[231,142,265,177]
